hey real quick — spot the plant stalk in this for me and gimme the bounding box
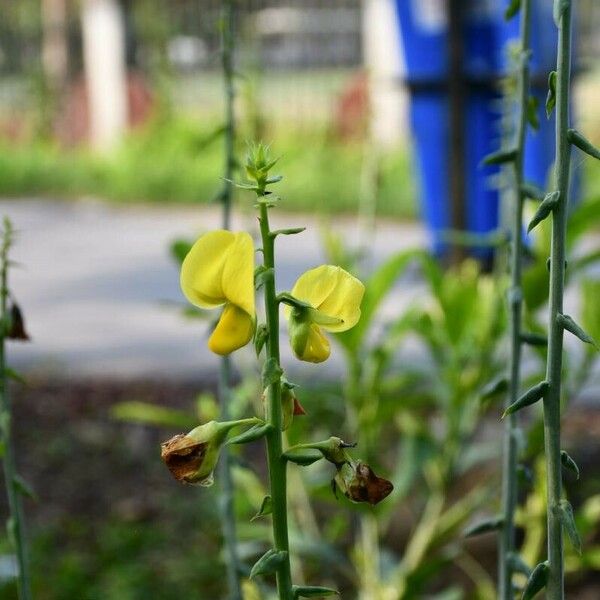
[221,0,235,230]
[498,1,531,596]
[216,2,243,597]
[259,202,293,600]
[0,222,32,600]
[544,2,573,598]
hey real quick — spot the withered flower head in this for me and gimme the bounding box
[334,461,394,506]
[161,421,225,486]
[6,303,30,341]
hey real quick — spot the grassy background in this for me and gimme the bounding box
[0,117,417,219]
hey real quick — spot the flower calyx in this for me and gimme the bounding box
[161,418,259,486]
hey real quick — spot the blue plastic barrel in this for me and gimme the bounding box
[394,1,503,256]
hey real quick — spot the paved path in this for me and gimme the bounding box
[0,198,427,379]
[2,198,598,406]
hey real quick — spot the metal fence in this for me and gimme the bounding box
[1,1,599,128]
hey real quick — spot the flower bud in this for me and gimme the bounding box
[281,383,307,431]
[161,421,228,486]
[288,307,330,363]
[333,461,393,506]
[316,436,355,466]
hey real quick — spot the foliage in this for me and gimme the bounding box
[0,117,415,218]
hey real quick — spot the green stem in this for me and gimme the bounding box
[221,0,235,230]
[499,2,531,596]
[217,357,243,600]
[0,222,32,600]
[259,202,293,600]
[544,3,573,598]
[217,3,242,597]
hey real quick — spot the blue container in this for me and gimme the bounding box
[395,1,569,256]
[395,1,503,256]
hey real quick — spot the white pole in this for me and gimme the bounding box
[42,0,69,91]
[362,0,407,146]
[81,0,128,151]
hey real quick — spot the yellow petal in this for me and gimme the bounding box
[316,267,364,332]
[295,323,331,363]
[288,265,364,333]
[180,230,235,308]
[221,232,255,318]
[288,265,339,316]
[208,303,255,355]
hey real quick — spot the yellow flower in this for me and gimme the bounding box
[181,230,255,355]
[285,265,364,363]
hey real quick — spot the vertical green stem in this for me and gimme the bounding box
[544,2,572,598]
[221,0,235,230]
[216,3,242,597]
[499,2,531,596]
[217,356,242,599]
[258,203,293,600]
[0,222,32,600]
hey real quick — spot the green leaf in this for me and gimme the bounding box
[262,358,283,389]
[254,324,268,357]
[503,381,549,418]
[169,238,193,266]
[520,332,548,347]
[526,96,540,130]
[521,182,545,201]
[266,175,283,184]
[111,401,194,429]
[336,249,422,351]
[581,279,600,345]
[292,585,339,598]
[195,123,226,150]
[508,552,531,576]
[546,71,557,117]
[254,266,272,291]
[463,515,504,538]
[568,128,600,160]
[481,147,518,166]
[479,377,508,402]
[561,450,580,479]
[559,500,582,554]
[13,474,37,501]
[270,227,305,237]
[504,0,521,19]
[6,517,16,547]
[521,561,549,600]
[557,313,598,348]
[227,423,271,445]
[251,495,272,521]
[4,367,26,385]
[228,179,261,192]
[282,448,323,467]
[527,191,560,233]
[250,548,288,579]
[572,249,600,273]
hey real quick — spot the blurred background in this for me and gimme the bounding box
[0,1,599,598]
